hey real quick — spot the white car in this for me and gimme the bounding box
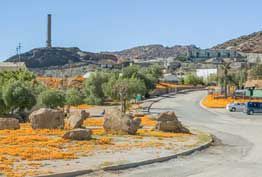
[226,102,246,112]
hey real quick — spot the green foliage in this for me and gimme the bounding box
[83,64,162,106]
[122,65,140,78]
[0,70,41,115]
[2,81,36,113]
[122,64,162,92]
[205,74,218,85]
[175,56,187,62]
[104,77,146,112]
[83,71,111,105]
[184,74,204,86]
[65,88,83,106]
[147,64,163,79]
[39,89,65,109]
[0,89,8,115]
[0,69,35,84]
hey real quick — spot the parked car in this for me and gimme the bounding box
[244,102,262,115]
[226,102,246,112]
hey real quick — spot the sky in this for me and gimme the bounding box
[0,0,262,60]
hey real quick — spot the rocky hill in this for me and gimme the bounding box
[213,31,262,53]
[6,47,118,68]
[5,45,199,69]
[106,44,197,61]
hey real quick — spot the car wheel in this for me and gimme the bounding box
[249,110,254,115]
[231,107,236,112]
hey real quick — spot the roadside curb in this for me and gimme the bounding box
[38,136,213,177]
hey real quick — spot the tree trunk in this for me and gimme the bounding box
[224,68,228,98]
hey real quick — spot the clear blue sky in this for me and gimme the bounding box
[1,0,262,60]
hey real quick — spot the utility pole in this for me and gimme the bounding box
[16,43,22,62]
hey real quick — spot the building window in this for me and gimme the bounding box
[227,53,230,58]
[207,52,210,58]
[217,52,221,58]
[196,52,199,58]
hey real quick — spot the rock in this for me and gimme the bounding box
[63,128,92,140]
[156,112,177,122]
[0,118,20,130]
[67,110,89,129]
[80,110,90,119]
[155,112,190,133]
[29,108,64,129]
[103,109,142,135]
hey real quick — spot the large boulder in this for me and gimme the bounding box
[103,109,142,135]
[67,110,89,129]
[29,108,64,129]
[63,128,92,140]
[0,118,20,130]
[155,112,190,133]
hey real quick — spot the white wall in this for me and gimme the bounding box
[196,69,217,79]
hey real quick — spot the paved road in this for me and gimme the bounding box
[84,91,262,177]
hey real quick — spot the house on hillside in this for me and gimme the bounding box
[245,79,262,89]
[245,79,262,98]
[188,48,243,61]
[0,62,26,71]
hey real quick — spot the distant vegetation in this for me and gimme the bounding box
[0,64,163,117]
[84,64,162,112]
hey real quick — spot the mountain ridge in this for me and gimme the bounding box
[212,31,262,53]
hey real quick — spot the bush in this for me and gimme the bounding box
[2,81,36,114]
[39,89,65,109]
[65,88,83,106]
[83,71,111,105]
[104,77,146,113]
[184,74,204,86]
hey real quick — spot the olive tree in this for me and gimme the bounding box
[65,88,83,112]
[83,71,111,105]
[38,89,65,109]
[2,81,36,114]
[104,77,146,113]
[184,74,204,86]
[122,64,162,93]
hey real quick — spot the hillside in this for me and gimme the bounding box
[6,47,118,68]
[5,45,198,68]
[213,31,262,53]
[106,44,197,61]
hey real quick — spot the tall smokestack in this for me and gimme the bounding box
[46,14,52,48]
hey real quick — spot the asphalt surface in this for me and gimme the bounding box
[82,91,262,177]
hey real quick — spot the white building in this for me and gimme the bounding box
[196,68,217,79]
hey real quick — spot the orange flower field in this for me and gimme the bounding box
[0,118,191,177]
[202,94,262,108]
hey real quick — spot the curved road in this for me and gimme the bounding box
[85,91,262,177]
